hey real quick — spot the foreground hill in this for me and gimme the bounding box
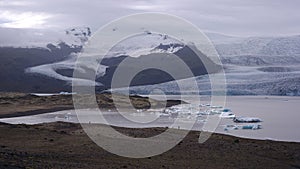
[0,122,299,169]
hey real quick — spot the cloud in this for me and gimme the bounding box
[0,0,34,6]
[0,0,299,37]
[0,11,53,28]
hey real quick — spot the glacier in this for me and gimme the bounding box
[21,28,300,96]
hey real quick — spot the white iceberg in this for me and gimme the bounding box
[219,112,236,119]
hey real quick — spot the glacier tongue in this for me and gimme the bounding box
[112,65,300,96]
[25,30,186,86]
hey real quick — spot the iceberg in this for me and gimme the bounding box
[234,117,262,123]
[219,112,236,119]
[241,124,262,130]
[224,124,239,131]
[223,124,262,131]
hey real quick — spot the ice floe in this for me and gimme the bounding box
[233,117,262,123]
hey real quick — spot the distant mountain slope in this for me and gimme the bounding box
[117,33,300,96]
[208,33,300,66]
[117,65,300,96]
[0,43,82,92]
[0,30,221,92]
[207,33,300,57]
[1,29,300,95]
[97,45,221,88]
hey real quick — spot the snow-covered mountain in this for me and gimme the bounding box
[64,27,91,46]
[105,31,184,58]
[215,35,300,56]
[0,27,95,92]
[207,33,300,66]
[1,27,300,95]
[25,29,220,90]
[112,33,300,96]
[26,31,188,85]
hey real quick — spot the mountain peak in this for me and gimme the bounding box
[65,26,91,44]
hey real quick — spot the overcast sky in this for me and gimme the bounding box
[0,0,300,38]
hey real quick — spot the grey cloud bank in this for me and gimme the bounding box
[0,0,300,46]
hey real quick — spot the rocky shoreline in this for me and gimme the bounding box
[0,92,184,118]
